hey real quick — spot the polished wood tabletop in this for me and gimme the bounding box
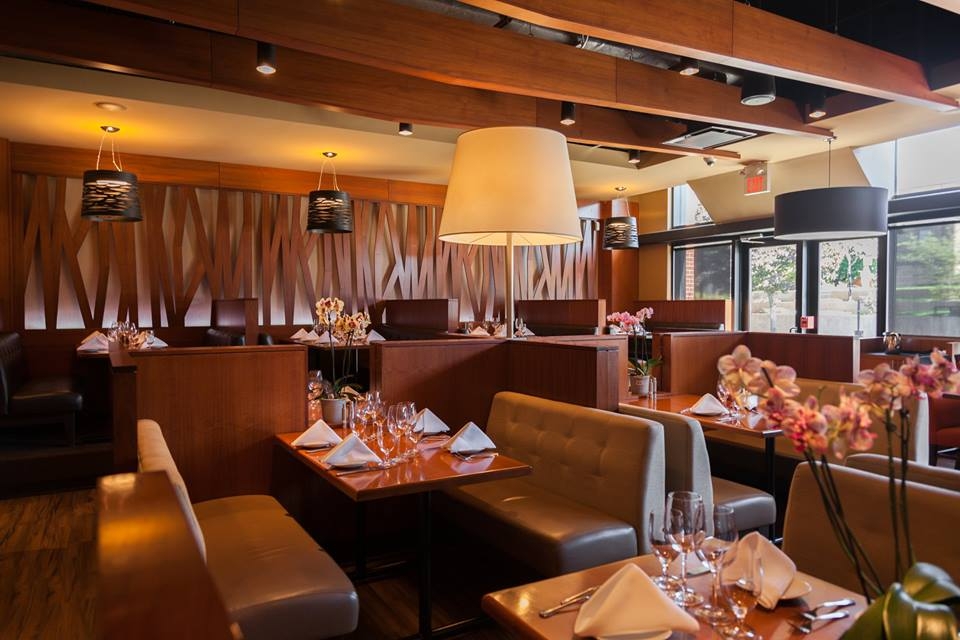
[275,433,531,502]
[627,393,783,439]
[482,555,864,640]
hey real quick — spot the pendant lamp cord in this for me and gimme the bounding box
[316,159,341,191]
[827,137,832,187]
[95,131,123,172]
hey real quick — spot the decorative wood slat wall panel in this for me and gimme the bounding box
[10,173,599,330]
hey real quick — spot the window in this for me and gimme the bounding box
[889,222,960,336]
[818,239,879,336]
[896,125,960,195]
[670,184,713,228]
[748,244,797,333]
[672,243,732,301]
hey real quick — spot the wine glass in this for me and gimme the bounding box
[719,552,763,639]
[666,491,705,607]
[378,405,402,466]
[693,505,739,623]
[648,512,680,593]
[717,376,741,422]
[399,401,419,459]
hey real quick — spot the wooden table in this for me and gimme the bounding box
[275,433,532,639]
[628,393,783,505]
[483,555,865,640]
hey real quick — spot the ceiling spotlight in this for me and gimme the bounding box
[703,156,716,167]
[740,72,776,106]
[627,149,641,164]
[560,101,577,126]
[256,42,277,75]
[100,125,120,134]
[614,185,627,192]
[399,122,414,136]
[94,101,126,112]
[322,151,337,158]
[808,89,827,119]
[677,57,700,76]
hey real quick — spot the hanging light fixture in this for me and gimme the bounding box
[398,122,414,136]
[306,152,353,233]
[808,88,828,119]
[81,125,142,222]
[602,217,639,249]
[560,101,577,126]
[774,139,888,240]
[627,149,641,165]
[256,42,277,75]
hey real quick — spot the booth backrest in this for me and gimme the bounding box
[0,332,27,414]
[845,453,960,493]
[783,462,960,591]
[486,391,665,544]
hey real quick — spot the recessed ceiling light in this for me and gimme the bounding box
[399,122,414,136]
[677,57,700,76]
[627,150,641,164]
[740,72,776,106]
[614,186,627,192]
[95,101,126,112]
[322,151,337,158]
[100,125,120,133]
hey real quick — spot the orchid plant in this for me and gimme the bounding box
[608,308,662,376]
[315,297,369,398]
[718,345,960,639]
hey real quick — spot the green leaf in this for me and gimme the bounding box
[902,563,960,608]
[883,584,958,640]
[843,595,885,639]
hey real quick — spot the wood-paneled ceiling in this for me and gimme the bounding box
[0,0,959,201]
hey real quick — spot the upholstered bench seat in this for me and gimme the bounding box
[10,377,83,414]
[442,477,638,576]
[439,391,665,577]
[711,477,777,531]
[138,419,358,640]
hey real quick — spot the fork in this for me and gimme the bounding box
[452,451,498,462]
[801,598,856,620]
[787,610,850,634]
[537,586,598,618]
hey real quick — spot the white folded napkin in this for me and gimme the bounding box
[292,418,343,448]
[149,336,168,348]
[470,326,489,337]
[321,433,382,468]
[290,328,308,340]
[314,330,330,343]
[443,422,496,454]
[367,329,385,342]
[414,408,450,434]
[77,332,109,352]
[494,325,506,337]
[725,531,796,609]
[690,393,726,416]
[607,324,624,334]
[521,326,535,336]
[574,564,699,639]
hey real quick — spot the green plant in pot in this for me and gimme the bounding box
[608,308,662,396]
[718,345,960,639]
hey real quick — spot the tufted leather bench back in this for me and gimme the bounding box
[487,391,665,538]
[0,332,27,415]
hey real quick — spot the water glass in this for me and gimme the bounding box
[693,505,738,624]
[666,491,706,608]
[719,551,763,639]
[399,401,418,459]
[377,404,402,466]
[648,512,680,593]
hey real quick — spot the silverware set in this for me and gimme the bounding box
[334,464,388,476]
[787,598,855,634]
[537,586,599,618]
[450,450,498,462]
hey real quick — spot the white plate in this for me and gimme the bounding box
[598,631,670,640]
[781,578,813,600]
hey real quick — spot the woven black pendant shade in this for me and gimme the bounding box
[307,189,353,233]
[81,169,143,222]
[602,216,639,249]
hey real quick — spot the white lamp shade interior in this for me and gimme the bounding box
[438,127,582,246]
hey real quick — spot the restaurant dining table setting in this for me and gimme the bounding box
[291,417,342,449]
[76,328,168,352]
[414,407,450,435]
[442,421,497,455]
[320,433,383,468]
[687,393,727,416]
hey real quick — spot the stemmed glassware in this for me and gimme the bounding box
[719,551,763,639]
[693,505,739,623]
[666,491,706,607]
[648,512,680,593]
[378,404,403,466]
[399,401,418,459]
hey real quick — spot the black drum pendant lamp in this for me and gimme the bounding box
[774,139,888,240]
[81,126,142,222]
[602,216,639,249]
[307,152,353,233]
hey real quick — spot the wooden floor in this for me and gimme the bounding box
[0,488,517,639]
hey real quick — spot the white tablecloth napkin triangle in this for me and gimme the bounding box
[691,393,726,416]
[366,329,385,342]
[443,422,495,454]
[148,336,169,348]
[321,433,382,467]
[290,328,309,340]
[574,564,699,639]
[470,326,489,337]
[77,332,109,352]
[521,326,535,336]
[494,325,507,337]
[292,419,343,448]
[725,531,796,609]
[414,408,450,434]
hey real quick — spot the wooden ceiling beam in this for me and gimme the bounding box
[1,1,735,159]
[84,0,830,138]
[461,0,958,111]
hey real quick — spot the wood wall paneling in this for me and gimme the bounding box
[8,143,599,332]
[0,138,10,330]
[132,345,307,501]
[528,334,630,401]
[506,340,620,411]
[660,331,747,394]
[515,299,607,328]
[98,472,235,640]
[744,333,859,382]
[635,299,732,330]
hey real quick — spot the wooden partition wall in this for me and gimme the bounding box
[211,297,259,345]
[112,344,307,502]
[659,331,861,394]
[634,299,732,330]
[515,299,607,328]
[375,298,460,332]
[508,340,621,411]
[1,141,600,341]
[527,334,629,400]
